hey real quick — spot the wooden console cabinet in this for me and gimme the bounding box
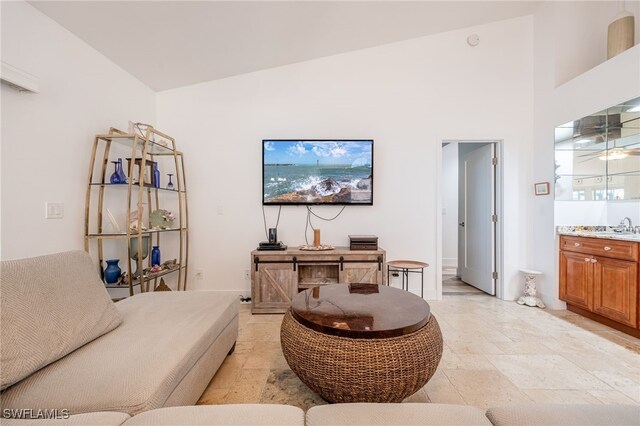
[559,235,639,336]
[251,247,386,314]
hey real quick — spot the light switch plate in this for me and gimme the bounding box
[45,202,64,219]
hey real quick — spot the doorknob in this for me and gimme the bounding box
[459,222,465,227]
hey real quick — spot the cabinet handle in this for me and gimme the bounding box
[584,257,591,262]
[603,246,611,251]
[574,242,581,247]
[591,259,597,263]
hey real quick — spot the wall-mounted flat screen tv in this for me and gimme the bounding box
[262,139,373,205]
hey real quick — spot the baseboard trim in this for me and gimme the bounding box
[442,258,458,268]
[567,304,640,338]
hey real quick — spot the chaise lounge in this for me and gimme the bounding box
[0,251,239,416]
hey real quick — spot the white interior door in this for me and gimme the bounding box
[459,144,495,295]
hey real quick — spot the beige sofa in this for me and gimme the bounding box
[305,403,640,426]
[4,403,636,425]
[0,251,239,416]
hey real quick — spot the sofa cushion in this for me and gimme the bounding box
[306,403,492,425]
[0,411,130,425]
[0,251,122,390]
[123,405,305,425]
[486,404,640,426]
[0,291,238,415]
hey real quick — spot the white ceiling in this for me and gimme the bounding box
[29,1,539,92]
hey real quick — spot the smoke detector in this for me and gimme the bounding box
[467,34,480,47]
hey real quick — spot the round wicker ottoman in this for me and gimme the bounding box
[280,284,443,403]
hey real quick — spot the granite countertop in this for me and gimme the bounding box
[557,226,640,242]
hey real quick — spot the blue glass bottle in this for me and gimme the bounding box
[110,161,122,184]
[117,158,127,183]
[151,246,161,266]
[104,259,121,284]
[153,164,161,188]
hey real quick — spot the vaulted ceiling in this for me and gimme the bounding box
[29,1,539,91]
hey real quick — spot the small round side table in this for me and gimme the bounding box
[387,260,429,298]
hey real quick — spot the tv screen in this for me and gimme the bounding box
[263,139,373,205]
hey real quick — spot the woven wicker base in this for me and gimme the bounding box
[280,310,443,403]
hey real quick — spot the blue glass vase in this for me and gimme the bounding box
[104,259,121,284]
[151,246,161,266]
[110,161,122,184]
[117,158,128,183]
[153,164,160,188]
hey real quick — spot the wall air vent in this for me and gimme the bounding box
[1,62,39,93]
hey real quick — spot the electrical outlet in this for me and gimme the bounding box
[243,269,250,280]
[195,269,204,280]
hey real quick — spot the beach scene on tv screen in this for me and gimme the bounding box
[263,140,373,204]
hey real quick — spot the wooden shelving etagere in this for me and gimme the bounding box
[84,125,189,297]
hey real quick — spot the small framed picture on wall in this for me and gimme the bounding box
[534,182,550,196]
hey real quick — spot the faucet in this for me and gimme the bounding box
[617,217,633,233]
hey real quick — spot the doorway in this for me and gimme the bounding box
[437,140,503,299]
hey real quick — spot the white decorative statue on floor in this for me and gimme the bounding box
[517,269,545,308]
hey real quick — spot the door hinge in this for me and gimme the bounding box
[492,271,498,280]
[492,214,498,222]
[492,157,497,166]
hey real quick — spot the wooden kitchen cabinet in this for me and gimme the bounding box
[560,235,638,261]
[593,256,638,327]
[559,235,639,337]
[559,250,593,310]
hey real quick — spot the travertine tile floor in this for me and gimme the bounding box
[198,292,640,410]
[442,273,484,296]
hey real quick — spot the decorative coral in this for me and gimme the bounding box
[150,209,175,229]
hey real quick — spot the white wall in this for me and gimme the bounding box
[554,201,608,226]
[554,1,640,86]
[1,1,156,260]
[441,143,458,269]
[554,201,640,227]
[157,16,534,300]
[532,0,640,308]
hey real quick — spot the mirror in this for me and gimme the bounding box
[555,96,640,200]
